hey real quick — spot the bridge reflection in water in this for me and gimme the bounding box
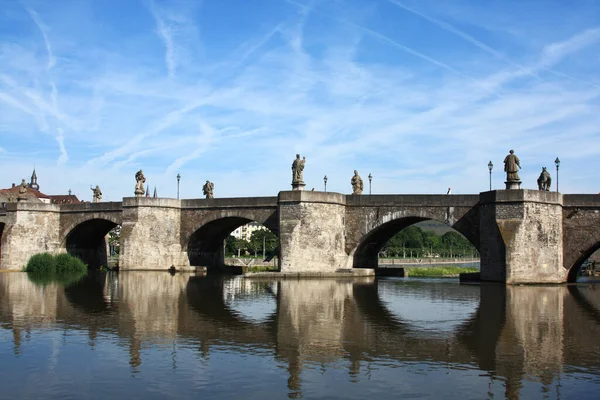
[1,273,600,399]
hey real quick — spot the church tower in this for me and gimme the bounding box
[29,168,39,191]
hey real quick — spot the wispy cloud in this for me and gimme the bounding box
[388,0,534,77]
[25,7,55,70]
[150,6,177,78]
[539,27,600,69]
[56,128,68,164]
[1,0,599,199]
[166,120,217,174]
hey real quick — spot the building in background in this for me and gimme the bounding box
[231,222,267,242]
[0,168,80,207]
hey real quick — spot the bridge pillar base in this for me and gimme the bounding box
[119,198,188,270]
[479,190,565,284]
[0,203,62,270]
[278,191,347,273]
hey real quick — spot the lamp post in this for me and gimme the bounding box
[487,161,493,191]
[177,173,181,199]
[555,157,560,192]
[368,173,372,195]
[324,175,328,192]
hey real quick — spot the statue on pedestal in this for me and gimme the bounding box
[134,170,146,197]
[17,179,28,201]
[203,180,214,199]
[91,185,103,202]
[351,170,363,195]
[503,150,521,189]
[291,154,306,190]
[537,167,552,191]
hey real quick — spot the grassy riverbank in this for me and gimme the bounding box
[405,266,479,278]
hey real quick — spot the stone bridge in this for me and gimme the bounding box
[1,189,600,283]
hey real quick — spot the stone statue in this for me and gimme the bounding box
[17,179,28,201]
[18,179,27,195]
[292,154,306,183]
[503,149,521,189]
[91,185,102,202]
[351,170,364,195]
[134,170,146,197]
[537,167,552,191]
[202,180,214,199]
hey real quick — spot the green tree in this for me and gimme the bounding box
[108,225,121,255]
[249,229,278,258]
[224,235,248,257]
[381,224,477,259]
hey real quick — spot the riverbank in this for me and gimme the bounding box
[405,266,479,278]
[242,265,479,278]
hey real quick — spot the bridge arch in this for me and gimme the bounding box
[64,218,120,269]
[566,242,600,282]
[563,207,600,282]
[184,213,278,269]
[60,213,122,244]
[349,216,479,269]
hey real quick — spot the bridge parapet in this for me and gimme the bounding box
[563,194,600,208]
[181,196,278,209]
[345,194,479,207]
[59,201,123,213]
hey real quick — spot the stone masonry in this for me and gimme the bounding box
[1,202,62,269]
[278,191,347,273]
[479,190,565,284]
[120,197,188,270]
[1,189,600,283]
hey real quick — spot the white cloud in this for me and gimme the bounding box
[0,0,599,200]
[25,7,55,70]
[56,128,68,165]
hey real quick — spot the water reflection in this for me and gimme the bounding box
[1,272,600,399]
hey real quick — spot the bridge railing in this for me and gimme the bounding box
[59,201,123,212]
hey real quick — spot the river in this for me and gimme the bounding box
[0,272,599,399]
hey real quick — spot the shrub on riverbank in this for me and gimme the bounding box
[406,266,478,278]
[25,253,87,275]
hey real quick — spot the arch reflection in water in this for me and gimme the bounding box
[2,273,600,398]
[376,279,480,335]
[222,277,277,323]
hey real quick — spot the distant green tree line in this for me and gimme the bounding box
[380,226,478,258]
[225,230,278,258]
[223,225,476,259]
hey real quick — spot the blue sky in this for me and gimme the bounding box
[1,0,599,201]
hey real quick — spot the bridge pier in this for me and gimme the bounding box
[0,203,63,270]
[278,191,348,273]
[479,190,565,284]
[119,198,188,270]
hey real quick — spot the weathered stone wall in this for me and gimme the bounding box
[479,190,565,283]
[119,198,187,270]
[179,197,278,269]
[179,197,278,247]
[58,202,123,244]
[278,191,347,272]
[344,195,480,268]
[0,202,62,270]
[478,202,506,282]
[562,195,600,280]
